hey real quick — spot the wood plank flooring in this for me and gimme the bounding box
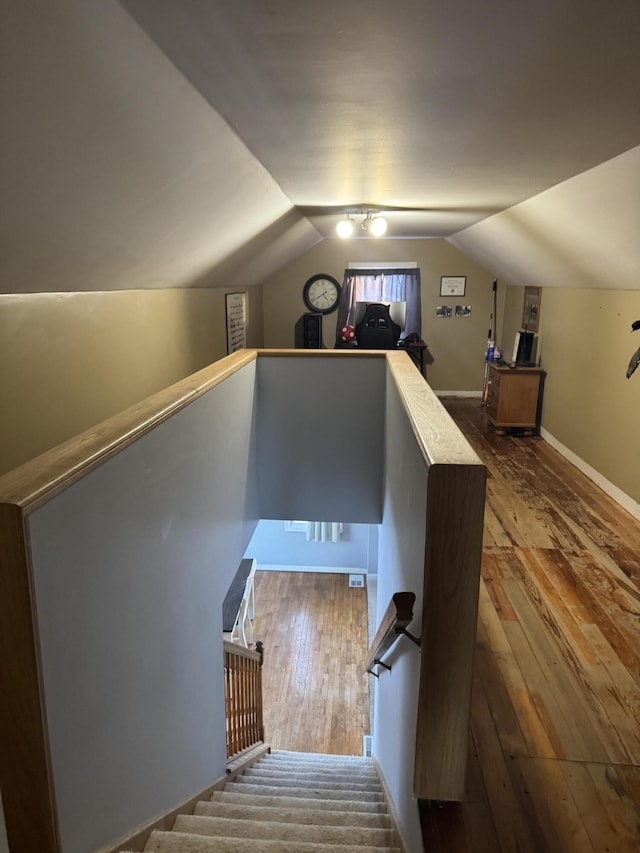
[250,398,640,851]
[251,570,370,756]
[420,397,640,853]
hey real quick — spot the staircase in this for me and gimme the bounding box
[132,750,403,852]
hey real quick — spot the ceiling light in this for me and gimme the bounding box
[336,216,355,238]
[369,215,387,237]
[338,211,388,238]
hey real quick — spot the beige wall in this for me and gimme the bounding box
[0,286,263,475]
[499,284,640,506]
[262,238,498,392]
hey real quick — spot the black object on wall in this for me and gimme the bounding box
[295,313,323,348]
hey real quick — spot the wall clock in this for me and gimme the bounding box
[303,274,341,314]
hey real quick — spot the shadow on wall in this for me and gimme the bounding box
[245,519,378,574]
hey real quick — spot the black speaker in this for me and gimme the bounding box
[295,313,323,348]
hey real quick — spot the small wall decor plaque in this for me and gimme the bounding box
[439,275,466,297]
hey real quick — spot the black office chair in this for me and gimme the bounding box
[355,303,402,349]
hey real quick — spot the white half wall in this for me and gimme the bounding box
[256,356,386,523]
[27,363,260,853]
[373,369,429,853]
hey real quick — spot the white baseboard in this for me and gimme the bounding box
[434,390,482,398]
[540,427,640,521]
[256,564,367,575]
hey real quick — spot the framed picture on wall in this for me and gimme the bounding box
[439,276,466,297]
[522,286,541,332]
[225,292,248,354]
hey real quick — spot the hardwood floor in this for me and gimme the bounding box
[421,397,640,853]
[251,398,640,851]
[252,570,371,756]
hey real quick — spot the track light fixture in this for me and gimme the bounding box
[336,215,355,238]
[336,211,388,238]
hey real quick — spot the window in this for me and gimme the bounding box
[335,266,422,342]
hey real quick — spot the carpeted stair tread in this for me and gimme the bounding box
[225,780,384,801]
[131,751,400,852]
[210,790,388,814]
[249,764,380,783]
[270,749,373,761]
[266,751,375,768]
[173,813,397,846]
[195,800,393,828]
[242,770,381,792]
[144,830,401,853]
[262,751,376,764]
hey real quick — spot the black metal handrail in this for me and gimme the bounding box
[366,592,420,677]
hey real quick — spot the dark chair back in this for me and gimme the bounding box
[355,303,402,349]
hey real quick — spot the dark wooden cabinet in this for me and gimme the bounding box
[485,363,545,434]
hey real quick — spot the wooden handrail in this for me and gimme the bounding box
[0,348,257,511]
[223,640,265,760]
[366,592,419,676]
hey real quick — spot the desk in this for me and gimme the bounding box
[335,339,428,376]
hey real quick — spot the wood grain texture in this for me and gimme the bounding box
[0,504,59,852]
[386,352,485,468]
[366,591,416,673]
[418,398,640,852]
[250,571,371,756]
[414,462,487,800]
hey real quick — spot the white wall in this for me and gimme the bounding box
[27,363,260,853]
[256,356,386,522]
[246,520,373,573]
[373,370,429,853]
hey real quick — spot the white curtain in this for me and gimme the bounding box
[305,522,343,543]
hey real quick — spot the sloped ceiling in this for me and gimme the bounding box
[451,146,640,290]
[1,0,639,293]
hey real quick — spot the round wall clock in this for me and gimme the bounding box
[302,274,341,314]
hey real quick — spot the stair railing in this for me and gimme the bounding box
[223,640,265,759]
[366,591,420,677]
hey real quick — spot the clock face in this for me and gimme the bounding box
[303,274,341,314]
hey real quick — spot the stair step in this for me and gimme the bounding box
[144,830,401,853]
[242,770,381,792]
[252,763,380,783]
[267,750,374,767]
[210,790,388,814]
[173,814,397,847]
[225,781,384,802]
[195,800,393,828]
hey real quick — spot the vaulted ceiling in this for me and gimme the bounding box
[1,0,639,293]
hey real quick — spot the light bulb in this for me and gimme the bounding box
[369,216,387,237]
[336,217,354,238]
